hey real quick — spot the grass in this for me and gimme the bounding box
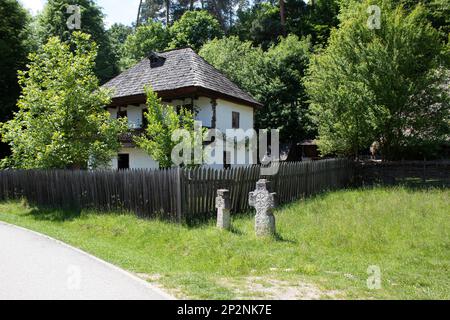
[0,186,448,299]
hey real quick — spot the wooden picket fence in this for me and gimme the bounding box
[0,158,354,222]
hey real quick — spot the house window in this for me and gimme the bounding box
[117,108,127,119]
[117,154,130,170]
[232,112,240,129]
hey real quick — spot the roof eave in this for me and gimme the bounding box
[107,86,263,109]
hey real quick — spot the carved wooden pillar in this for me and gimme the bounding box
[211,98,217,129]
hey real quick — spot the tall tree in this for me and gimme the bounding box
[120,21,170,69]
[107,23,133,70]
[279,0,286,35]
[305,0,448,159]
[38,0,118,82]
[168,10,224,50]
[0,32,127,169]
[136,0,164,27]
[0,0,31,158]
[232,1,282,49]
[200,34,313,142]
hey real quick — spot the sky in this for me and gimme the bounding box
[19,0,141,27]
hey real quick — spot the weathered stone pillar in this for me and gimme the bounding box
[249,179,276,237]
[216,189,231,230]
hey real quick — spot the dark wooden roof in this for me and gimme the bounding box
[102,48,262,108]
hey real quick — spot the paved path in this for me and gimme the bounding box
[0,222,174,300]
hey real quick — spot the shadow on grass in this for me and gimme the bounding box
[274,233,297,244]
[24,205,82,222]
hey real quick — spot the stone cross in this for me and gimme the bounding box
[216,189,231,230]
[249,179,276,237]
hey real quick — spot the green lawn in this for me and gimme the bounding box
[0,186,448,299]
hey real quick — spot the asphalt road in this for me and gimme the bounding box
[0,222,174,300]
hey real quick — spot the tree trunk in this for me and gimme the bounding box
[136,0,143,27]
[190,0,194,10]
[165,0,170,26]
[279,0,286,36]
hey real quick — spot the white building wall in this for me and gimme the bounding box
[110,147,159,170]
[215,99,254,131]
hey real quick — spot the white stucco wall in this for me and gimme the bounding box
[215,99,254,131]
[110,147,159,170]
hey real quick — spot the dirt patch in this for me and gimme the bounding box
[135,273,188,299]
[218,276,340,300]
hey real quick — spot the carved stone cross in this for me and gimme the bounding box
[216,189,231,230]
[249,179,276,236]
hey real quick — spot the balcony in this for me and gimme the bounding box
[119,128,145,147]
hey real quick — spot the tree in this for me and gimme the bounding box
[134,86,197,168]
[0,0,31,158]
[305,1,448,159]
[0,32,127,169]
[233,2,283,49]
[233,0,340,48]
[300,0,340,45]
[107,23,133,71]
[262,34,313,142]
[391,0,450,43]
[168,10,224,50]
[37,0,118,82]
[200,34,313,142]
[199,36,267,100]
[120,21,170,69]
[279,0,286,35]
[202,0,245,30]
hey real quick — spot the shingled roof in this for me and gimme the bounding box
[102,47,262,108]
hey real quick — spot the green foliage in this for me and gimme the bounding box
[168,10,224,51]
[301,0,340,45]
[37,0,118,82]
[0,0,33,159]
[134,86,196,168]
[137,0,167,26]
[200,36,267,100]
[0,0,31,122]
[107,23,133,71]
[305,1,448,158]
[390,0,450,43]
[120,21,170,70]
[232,0,340,49]
[233,2,282,50]
[262,35,314,141]
[0,32,127,169]
[200,34,313,142]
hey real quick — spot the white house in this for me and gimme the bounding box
[102,48,262,169]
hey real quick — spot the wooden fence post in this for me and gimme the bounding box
[176,167,183,223]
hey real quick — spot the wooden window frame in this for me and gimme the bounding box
[232,111,240,129]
